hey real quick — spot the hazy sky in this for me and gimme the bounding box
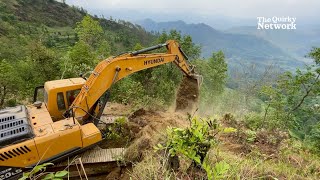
[66,0,319,18]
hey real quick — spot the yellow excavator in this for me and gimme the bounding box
[0,40,200,179]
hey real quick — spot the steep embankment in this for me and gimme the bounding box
[92,103,320,179]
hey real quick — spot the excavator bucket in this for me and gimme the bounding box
[175,74,202,111]
[191,74,203,88]
[187,64,202,88]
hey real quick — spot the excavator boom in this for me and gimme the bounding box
[71,40,200,120]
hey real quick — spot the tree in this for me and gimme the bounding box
[69,15,111,75]
[133,43,143,51]
[0,60,21,107]
[61,40,97,78]
[75,15,104,48]
[193,51,228,109]
[260,48,320,131]
[28,41,61,81]
[157,30,201,60]
[96,40,111,60]
[207,51,228,94]
[13,41,62,98]
[181,35,201,60]
[115,30,202,107]
[143,30,201,104]
[69,40,95,66]
[234,63,279,106]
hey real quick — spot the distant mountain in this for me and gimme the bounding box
[75,7,256,30]
[137,19,303,70]
[226,26,320,61]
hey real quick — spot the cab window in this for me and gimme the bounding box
[57,92,66,111]
[66,89,80,106]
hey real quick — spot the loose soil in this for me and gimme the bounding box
[175,76,199,112]
[91,104,189,179]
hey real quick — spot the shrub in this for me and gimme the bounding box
[5,98,17,107]
[155,117,236,179]
[243,112,263,130]
[245,130,257,143]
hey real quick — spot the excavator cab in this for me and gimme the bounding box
[33,78,85,121]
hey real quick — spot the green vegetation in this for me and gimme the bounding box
[193,51,228,112]
[155,117,235,179]
[1,0,320,179]
[0,0,155,107]
[20,163,68,180]
[0,0,224,110]
[258,48,320,152]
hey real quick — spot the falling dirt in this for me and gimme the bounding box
[175,76,199,112]
[103,102,133,116]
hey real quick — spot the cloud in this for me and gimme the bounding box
[66,0,319,18]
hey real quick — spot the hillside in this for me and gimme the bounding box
[0,0,155,60]
[2,0,84,27]
[0,0,158,108]
[0,1,319,180]
[137,19,303,69]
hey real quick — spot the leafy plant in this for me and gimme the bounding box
[42,171,68,180]
[245,130,257,143]
[19,163,68,180]
[202,161,230,180]
[155,117,235,179]
[106,117,128,140]
[243,112,264,130]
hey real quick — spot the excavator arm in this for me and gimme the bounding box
[70,40,200,121]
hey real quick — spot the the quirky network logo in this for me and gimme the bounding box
[257,16,296,30]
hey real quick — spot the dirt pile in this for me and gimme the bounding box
[95,104,189,179]
[124,109,188,162]
[175,76,199,112]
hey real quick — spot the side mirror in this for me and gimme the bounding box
[33,86,44,103]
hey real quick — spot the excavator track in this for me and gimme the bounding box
[49,148,127,179]
[54,147,126,167]
[48,115,128,179]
